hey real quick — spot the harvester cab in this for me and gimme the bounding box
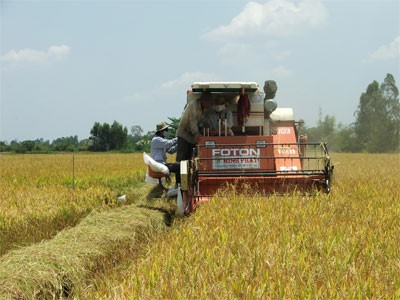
[179,81,333,215]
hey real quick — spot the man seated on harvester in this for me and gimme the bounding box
[203,96,234,136]
[150,122,181,191]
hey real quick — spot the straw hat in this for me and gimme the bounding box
[156,122,169,132]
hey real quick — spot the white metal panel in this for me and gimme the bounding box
[191,82,258,90]
[270,108,294,121]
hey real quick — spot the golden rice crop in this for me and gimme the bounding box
[1,152,399,299]
[84,153,400,299]
[0,153,147,255]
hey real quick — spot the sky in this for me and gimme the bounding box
[0,0,399,142]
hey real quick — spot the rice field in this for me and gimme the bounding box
[0,152,399,299]
[0,153,147,255]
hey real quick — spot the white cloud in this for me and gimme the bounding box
[217,43,250,57]
[0,45,70,69]
[270,65,294,78]
[48,45,70,59]
[273,50,292,61]
[203,0,328,41]
[363,36,400,63]
[216,43,252,64]
[263,40,281,50]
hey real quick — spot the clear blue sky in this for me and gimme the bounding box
[1,0,399,142]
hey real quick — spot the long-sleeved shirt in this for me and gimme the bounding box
[150,136,177,163]
[176,99,204,144]
[203,108,233,132]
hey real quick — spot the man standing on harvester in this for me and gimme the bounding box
[175,92,213,162]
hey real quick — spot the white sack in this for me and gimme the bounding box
[143,152,170,175]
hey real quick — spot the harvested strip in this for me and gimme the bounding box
[0,205,168,299]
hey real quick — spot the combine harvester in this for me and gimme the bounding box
[179,81,333,215]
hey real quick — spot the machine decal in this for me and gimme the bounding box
[212,148,260,169]
[279,166,298,171]
[277,127,291,135]
[277,146,296,155]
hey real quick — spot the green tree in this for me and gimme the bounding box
[164,116,180,139]
[130,125,143,140]
[0,141,10,152]
[335,124,360,152]
[301,114,337,148]
[89,121,128,151]
[110,121,128,149]
[52,136,78,152]
[89,122,105,151]
[354,74,399,152]
[78,139,91,151]
[381,74,400,151]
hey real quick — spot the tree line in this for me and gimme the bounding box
[0,118,180,154]
[0,74,398,154]
[301,73,399,152]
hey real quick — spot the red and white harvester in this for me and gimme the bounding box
[179,81,333,215]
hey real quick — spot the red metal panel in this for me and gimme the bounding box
[273,124,302,172]
[191,130,328,209]
[197,136,275,172]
